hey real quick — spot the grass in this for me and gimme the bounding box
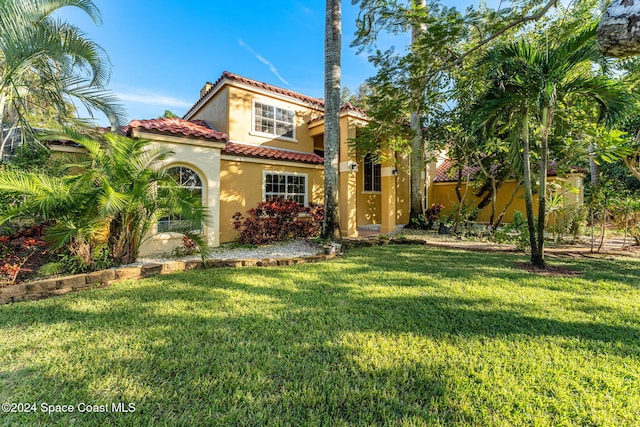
[1,246,639,426]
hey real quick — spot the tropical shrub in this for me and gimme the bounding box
[0,130,209,267]
[172,235,199,257]
[492,211,531,251]
[409,204,445,230]
[232,199,323,245]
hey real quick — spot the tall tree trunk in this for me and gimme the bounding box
[534,106,552,269]
[0,97,7,159]
[409,112,423,222]
[597,0,640,57]
[623,157,640,182]
[588,143,599,186]
[521,109,539,262]
[322,0,342,240]
[409,0,427,225]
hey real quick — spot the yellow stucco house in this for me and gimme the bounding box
[114,71,583,256]
[129,71,411,256]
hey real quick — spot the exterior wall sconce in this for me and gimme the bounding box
[392,168,399,176]
[339,161,359,173]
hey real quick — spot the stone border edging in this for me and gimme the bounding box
[0,253,338,305]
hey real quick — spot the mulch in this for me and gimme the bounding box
[515,261,583,277]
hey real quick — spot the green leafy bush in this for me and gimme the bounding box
[493,211,531,251]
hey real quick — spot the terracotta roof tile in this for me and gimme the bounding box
[307,102,369,125]
[435,159,586,182]
[340,102,368,116]
[434,159,479,182]
[185,71,325,118]
[128,118,227,141]
[223,142,324,165]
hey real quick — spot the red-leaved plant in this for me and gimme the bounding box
[0,225,49,286]
[232,199,323,245]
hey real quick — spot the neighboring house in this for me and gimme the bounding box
[0,126,45,161]
[122,72,411,256]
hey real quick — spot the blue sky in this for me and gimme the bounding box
[58,0,474,125]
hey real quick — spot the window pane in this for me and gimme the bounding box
[276,123,294,138]
[363,154,381,192]
[364,154,373,191]
[161,167,202,231]
[255,103,294,138]
[264,173,306,205]
[254,117,263,133]
[256,103,273,119]
[374,163,381,192]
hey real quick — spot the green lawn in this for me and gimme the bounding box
[1,246,639,426]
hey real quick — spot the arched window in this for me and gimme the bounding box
[157,166,203,232]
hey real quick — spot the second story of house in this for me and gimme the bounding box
[183,71,326,155]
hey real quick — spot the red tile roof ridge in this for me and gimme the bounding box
[228,140,317,155]
[128,118,228,141]
[307,102,369,125]
[340,102,368,116]
[184,71,325,118]
[224,141,324,165]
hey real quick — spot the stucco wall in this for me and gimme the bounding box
[225,86,321,153]
[432,175,584,225]
[192,87,230,134]
[138,138,223,256]
[219,159,324,243]
[353,154,410,227]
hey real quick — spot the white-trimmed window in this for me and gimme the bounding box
[253,101,295,139]
[158,166,203,232]
[264,172,307,205]
[363,153,381,192]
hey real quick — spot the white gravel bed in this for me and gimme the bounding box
[134,239,323,266]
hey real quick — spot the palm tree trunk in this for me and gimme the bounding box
[534,106,552,268]
[409,112,424,222]
[588,143,599,186]
[598,0,640,57]
[408,0,427,225]
[521,109,539,262]
[322,0,341,240]
[0,97,8,159]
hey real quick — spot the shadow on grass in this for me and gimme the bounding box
[1,245,639,425]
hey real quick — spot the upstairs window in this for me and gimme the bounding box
[363,153,381,192]
[254,101,295,139]
[264,172,307,205]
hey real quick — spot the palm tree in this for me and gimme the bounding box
[322,0,341,240]
[409,0,427,226]
[473,26,630,268]
[0,0,125,156]
[0,130,207,266]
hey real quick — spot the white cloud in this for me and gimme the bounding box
[115,92,192,108]
[293,1,313,16]
[238,39,291,86]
